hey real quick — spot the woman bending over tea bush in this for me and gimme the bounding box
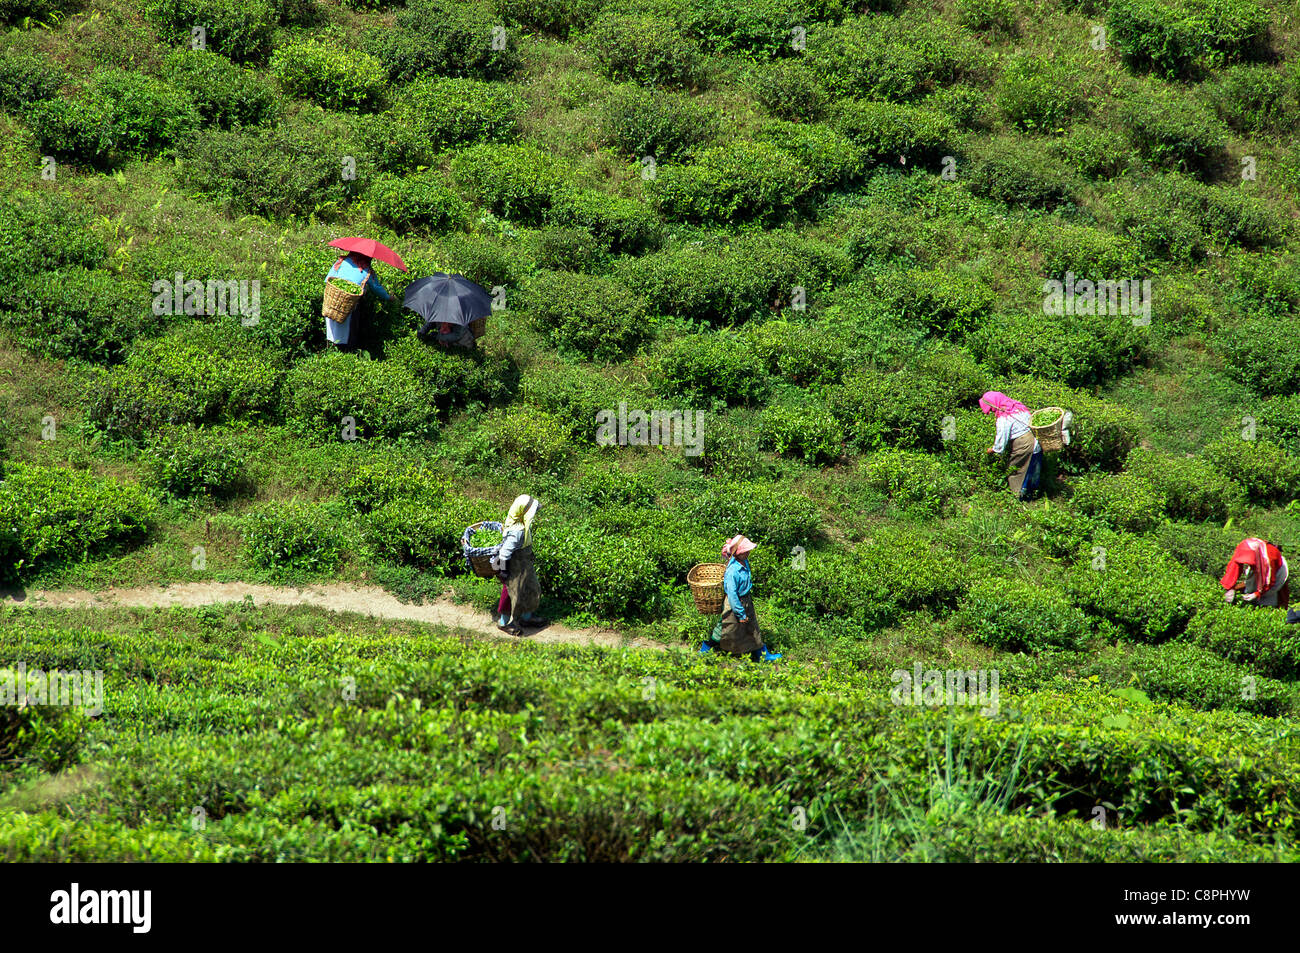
[980,391,1043,500]
[700,535,781,663]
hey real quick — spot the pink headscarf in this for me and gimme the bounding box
[722,535,757,560]
[979,391,1029,418]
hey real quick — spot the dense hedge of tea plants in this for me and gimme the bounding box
[2,0,1299,861]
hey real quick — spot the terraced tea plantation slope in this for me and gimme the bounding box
[2,0,1300,860]
[2,605,1298,861]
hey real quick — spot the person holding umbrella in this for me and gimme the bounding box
[405,272,492,351]
[323,238,407,353]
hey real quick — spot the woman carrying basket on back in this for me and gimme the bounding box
[981,391,1043,501]
[324,252,390,353]
[699,535,781,662]
[493,494,547,637]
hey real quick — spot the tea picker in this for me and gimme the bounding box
[690,535,781,662]
[404,272,493,351]
[322,237,407,353]
[980,392,1072,501]
[463,495,547,637]
[1221,537,1291,610]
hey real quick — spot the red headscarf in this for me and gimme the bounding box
[979,391,1029,418]
[1220,538,1282,600]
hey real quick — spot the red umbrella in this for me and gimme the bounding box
[327,237,408,272]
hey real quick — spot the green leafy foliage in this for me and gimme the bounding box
[270,38,386,112]
[1200,435,1300,507]
[522,270,652,361]
[859,449,967,516]
[583,12,703,89]
[367,170,469,231]
[599,83,718,161]
[647,140,815,225]
[284,351,435,441]
[1070,471,1168,534]
[1120,89,1228,177]
[482,409,574,475]
[363,76,525,171]
[959,577,1093,651]
[757,402,842,465]
[141,426,251,500]
[449,143,565,223]
[163,50,278,128]
[143,0,277,62]
[1107,0,1270,79]
[650,332,770,407]
[681,480,818,552]
[240,499,346,579]
[365,0,521,84]
[1182,608,1300,681]
[996,55,1085,131]
[0,463,155,581]
[1124,447,1245,522]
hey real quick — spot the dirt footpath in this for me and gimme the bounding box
[4,582,666,651]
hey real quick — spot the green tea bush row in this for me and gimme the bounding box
[240,499,347,579]
[958,576,1093,652]
[365,0,521,84]
[163,50,278,129]
[284,351,435,442]
[270,38,386,112]
[1181,608,1300,681]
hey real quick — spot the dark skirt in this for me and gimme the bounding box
[1007,432,1039,497]
[505,546,541,619]
[716,592,762,655]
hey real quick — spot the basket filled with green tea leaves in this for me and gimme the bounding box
[462,521,506,578]
[1029,406,1066,452]
[322,273,368,322]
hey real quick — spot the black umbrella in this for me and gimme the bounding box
[403,273,493,335]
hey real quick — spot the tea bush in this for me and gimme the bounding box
[28,69,200,168]
[449,143,565,223]
[751,60,827,122]
[1200,435,1300,507]
[495,0,604,37]
[765,527,969,629]
[746,319,852,387]
[433,233,530,291]
[1107,642,1294,716]
[859,449,967,516]
[583,12,703,89]
[956,0,1018,35]
[240,499,346,579]
[548,189,663,256]
[649,333,770,407]
[387,335,518,409]
[143,0,277,62]
[141,426,251,500]
[0,193,101,281]
[807,16,976,101]
[828,100,956,169]
[361,495,496,574]
[536,522,661,618]
[0,50,64,114]
[1022,505,1101,561]
[0,667,88,774]
[87,323,285,440]
[363,76,525,171]
[1069,471,1168,534]
[4,268,161,364]
[1036,223,1142,278]
[365,0,521,83]
[682,480,819,552]
[959,577,1093,652]
[528,227,606,274]
[616,232,849,325]
[1066,534,1214,642]
[178,114,363,219]
[965,139,1078,210]
[284,351,434,441]
[522,270,652,362]
[666,0,846,58]
[1049,124,1136,179]
[754,121,866,191]
[598,84,719,161]
[827,368,955,453]
[1123,448,1246,522]
[481,409,574,475]
[519,361,650,443]
[367,171,469,231]
[996,55,1085,131]
[685,414,762,480]
[1120,90,1228,178]
[0,463,155,581]
[870,266,994,338]
[966,311,1148,389]
[162,50,278,128]
[269,38,386,112]
[1111,174,1283,263]
[1181,608,1300,681]
[342,454,451,514]
[1216,315,1300,397]
[1107,0,1270,79]
[647,140,815,225]
[1206,64,1300,135]
[757,402,842,465]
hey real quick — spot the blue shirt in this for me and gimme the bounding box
[325,258,389,346]
[723,557,752,619]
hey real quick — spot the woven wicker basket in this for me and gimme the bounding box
[469,316,488,339]
[463,520,503,579]
[1029,406,1066,452]
[322,273,368,323]
[687,563,727,615]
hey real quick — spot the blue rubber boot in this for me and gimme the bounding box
[698,640,714,654]
[761,645,782,662]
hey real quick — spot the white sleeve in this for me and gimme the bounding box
[991,416,1010,453]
